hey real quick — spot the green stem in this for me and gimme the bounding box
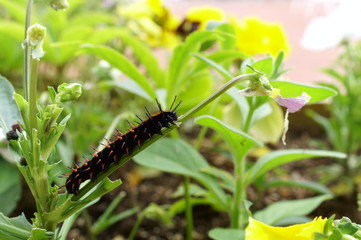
[128,212,145,240]
[184,176,193,240]
[178,73,258,122]
[23,0,33,101]
[29,59,38,131]
[231,155,247,228]
[243,98,255,133]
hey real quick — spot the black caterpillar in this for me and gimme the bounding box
[64,99,181,195]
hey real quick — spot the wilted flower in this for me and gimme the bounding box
[231,17,291,57]
[239,73,311,144]
[246,217,327,240]
[25,23,46,59]
[56,83,82,103]
[49,0,69,11]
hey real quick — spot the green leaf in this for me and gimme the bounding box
[271,81,337,104]
[208,228,244,240]
[246,150,347,185]
[270,51,285,80]
[0,213,32,240]
[134,138,229,209]
[0,0,25,23]
[264,179,333,195]
[0,160,21,216]
[77,44,155,99]
[245,57,274,77]
[192,53,233,79]
[200,167,235,192]
[254,195,332,225]
[168,30,227,90]
[28,228,48,240]
[195,115,262,161]
[0,76,22,129]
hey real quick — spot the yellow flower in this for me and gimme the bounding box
[245,217,327,240]
[186,6,224,30]
[117,0,180,48]
[232,17,291,57]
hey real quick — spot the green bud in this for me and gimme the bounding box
[56,83,82,103]
[25,23,46,59]
[49,0,69,10]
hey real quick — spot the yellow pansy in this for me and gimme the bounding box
[186,6,224,30]
[232,17,291,57]
[117,0,181,48]
[246,217,327,240]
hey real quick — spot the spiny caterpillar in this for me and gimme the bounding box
[64,98,181,195]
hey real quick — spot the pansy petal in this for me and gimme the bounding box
[246,217,327,240]
[274,92,311,113]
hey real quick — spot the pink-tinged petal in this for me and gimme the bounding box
[274,92,311,113]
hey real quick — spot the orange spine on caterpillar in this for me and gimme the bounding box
[64,98,182,195]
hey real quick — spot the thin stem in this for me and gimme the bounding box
[243,98,255,132]
[23,0,33,100]
[128,212,145,240]
[29,59,38,131]
[178,73,258,123]
[231,155,247,228]
[184,176,193,240]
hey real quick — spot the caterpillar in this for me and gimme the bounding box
[64,98,181,195]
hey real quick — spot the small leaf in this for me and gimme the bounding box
[245,57,274,77]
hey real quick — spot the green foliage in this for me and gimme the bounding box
[308,41,361,195]
[314,217,361,240]
[254,195,332,225]
[0,160,21,216]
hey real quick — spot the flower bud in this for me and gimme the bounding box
[56,83,82,102]
[49,0,69,11]
[26,23,46,59]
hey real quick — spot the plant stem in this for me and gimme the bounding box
[231,155,247,228]
[29,59,38,131]
[128,212,145,240]
[23,0,33,101]
[243,98,255,133]
[178,73,258,123]
[184,176,193,240]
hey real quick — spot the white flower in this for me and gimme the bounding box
[25,23,46,59]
